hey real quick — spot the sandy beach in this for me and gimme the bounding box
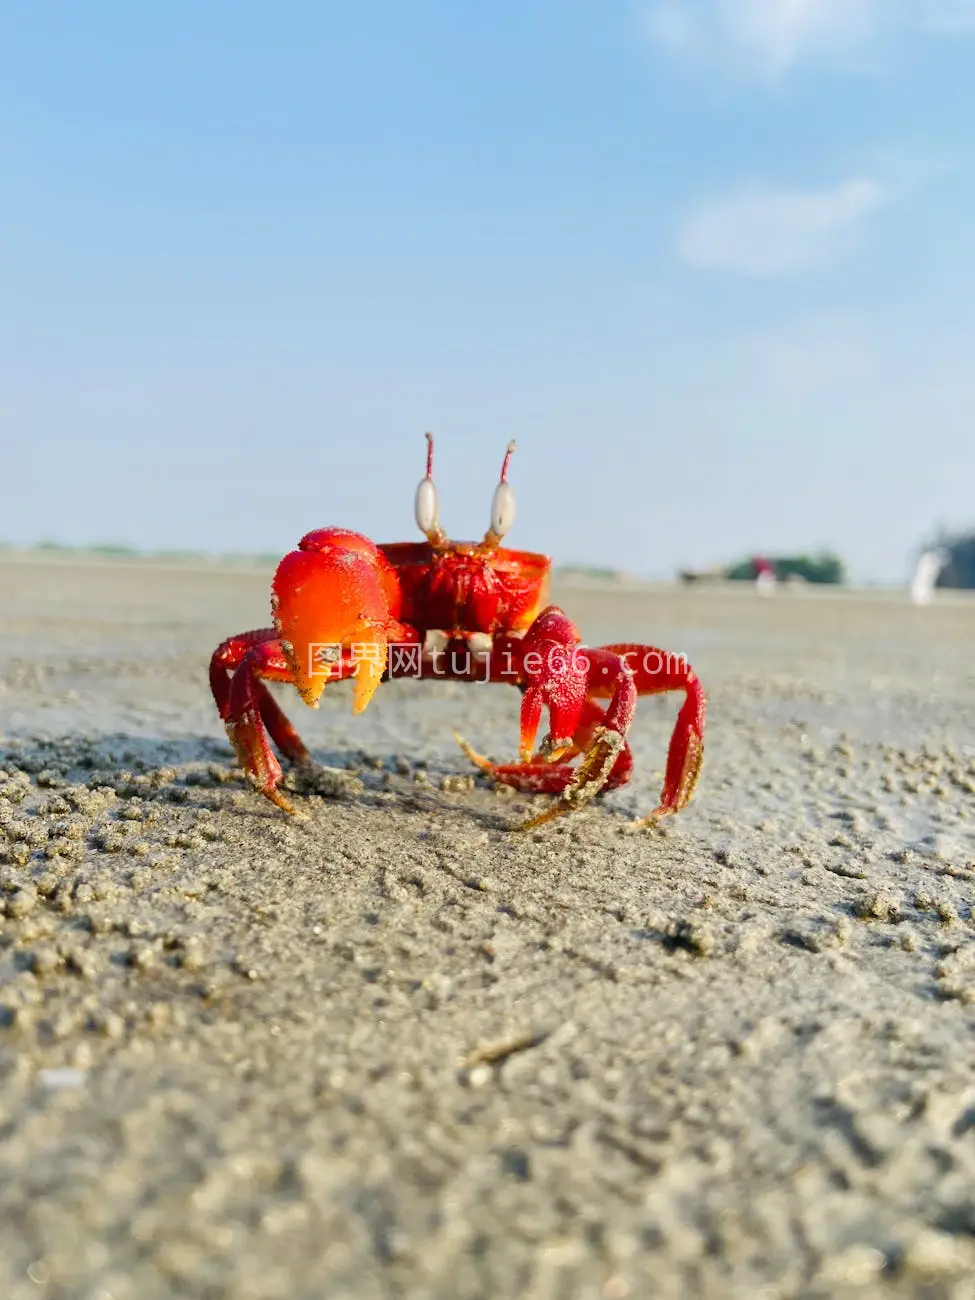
[1,553,973,1300]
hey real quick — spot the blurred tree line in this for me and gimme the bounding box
[725,552,846,584]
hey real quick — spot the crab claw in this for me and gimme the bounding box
[516,607,588,761]
[271,529,397,714]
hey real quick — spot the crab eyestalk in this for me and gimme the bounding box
[414,432,449,549]
[271,530,395,714]
[480,439,517,552]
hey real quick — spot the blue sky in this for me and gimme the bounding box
[3,0,975,582]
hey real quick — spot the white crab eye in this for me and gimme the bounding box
[415,476,439,534]
[490,480,515,537]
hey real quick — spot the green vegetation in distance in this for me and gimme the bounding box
[725,552,846,584]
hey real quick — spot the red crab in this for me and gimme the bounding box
[210,435,706,829]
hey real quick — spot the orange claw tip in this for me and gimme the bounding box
[518,685,544,763]
[350,634,387,714]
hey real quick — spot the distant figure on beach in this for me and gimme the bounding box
[910,549,948,605]
[752,555,777,596]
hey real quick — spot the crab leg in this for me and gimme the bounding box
[600,642,706,823]
[455,623,705,828]
[460,645,638,829]
[210,529,420,814]
[210,629,311,768]
[210,632,355,813]
[456,696,635,794]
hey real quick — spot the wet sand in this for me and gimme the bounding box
[1,554,974,1300]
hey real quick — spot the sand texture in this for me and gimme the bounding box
[1,555,974,1300]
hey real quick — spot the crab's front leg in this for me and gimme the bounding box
[468,644,639,830]
[458,612,706,829]
[210,631,349,814]
[518,647,641,828]
[523,642,705,828]
[210,528,416,813]
[505,607,593,763]
[457,694,635,798]
[456,606,635,825]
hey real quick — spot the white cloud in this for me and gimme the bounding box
[677,177,886,275]
[643,0,975,78]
